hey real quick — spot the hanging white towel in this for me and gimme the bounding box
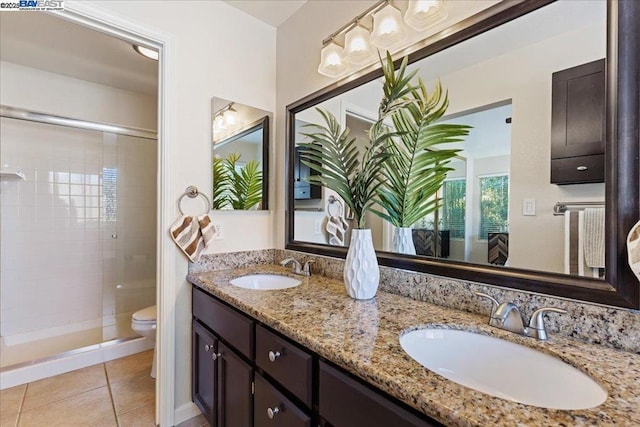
[583,207,605,268]
[170,214,215,262]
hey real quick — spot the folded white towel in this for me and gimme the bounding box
[170,214,215,262]
[583,207,605,268]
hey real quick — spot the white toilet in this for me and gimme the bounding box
[131,305,157,378]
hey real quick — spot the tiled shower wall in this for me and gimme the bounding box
[0,117,156,347]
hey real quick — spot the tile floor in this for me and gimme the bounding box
[0,350,159,427]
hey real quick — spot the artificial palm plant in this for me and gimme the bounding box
[374,57,470,254]
[212,153,263,210]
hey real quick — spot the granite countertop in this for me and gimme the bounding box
[187,265,640,427]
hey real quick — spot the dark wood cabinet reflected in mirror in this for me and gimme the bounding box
[285,0,639,308]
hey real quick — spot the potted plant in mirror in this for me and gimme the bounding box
[372,55,471,255]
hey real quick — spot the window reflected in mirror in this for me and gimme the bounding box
[212,97,270,210]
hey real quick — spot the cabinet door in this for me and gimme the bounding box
[193,320,217,426]
[217,342,253,427]
[319,361,441,427]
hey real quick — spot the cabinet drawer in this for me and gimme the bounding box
[256,325,313,407]
[193,287,254,359]
[551,154,604,184]
[319,361,440,427]
[255,373,310,427]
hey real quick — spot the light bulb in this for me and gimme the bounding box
[224,109,238,127]
[404,0,448,32]
[214,115,226,132]
[370,3,407,51]
[318,40,348,78]
[343,24,375,65]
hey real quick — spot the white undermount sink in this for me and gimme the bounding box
[400,328,607,410]
[229,274,301,290]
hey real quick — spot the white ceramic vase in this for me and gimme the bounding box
[392,226,416,255]
[344,229,380,300]
[627,220,640,282]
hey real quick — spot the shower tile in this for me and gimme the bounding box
[0,384,26,426]
[116,403,155,427]
[22,364,107,412]
[19,386,116,427]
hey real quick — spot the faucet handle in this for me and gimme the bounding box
[474,291,500,311]
[302,259,315,275]
[527,307,567,340]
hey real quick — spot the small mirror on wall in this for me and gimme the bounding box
[212,97,270,210]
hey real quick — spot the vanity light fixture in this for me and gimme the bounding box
[213,102,240,136]
[343,23,376,65]
[370,2,407,50]
[404,0,448,31]
[132,44,159,61]
[317,0,449,78]
[317,39,349,77]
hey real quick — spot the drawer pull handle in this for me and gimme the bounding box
[267,406,280,419]
[204,344,211,352]
[212,352,222,360]
[576,166,588,171]
[268,351,281,362]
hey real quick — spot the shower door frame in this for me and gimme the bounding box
[50,4,178,426]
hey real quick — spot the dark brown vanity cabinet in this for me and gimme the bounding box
[192,286,441,427]
[551,58,606,184]
[192,320,217,425]
[192,287,254,427]
[318,362,440,427]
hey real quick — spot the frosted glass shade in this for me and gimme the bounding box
[224,109,238,127]
[213,115,226,131]
[318,40,348,77]
[343,25,375,65]
[404,0,448,31]
[370,3,407,50]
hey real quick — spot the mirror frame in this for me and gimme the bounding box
[285,0,640,309]
[213,115,270,210]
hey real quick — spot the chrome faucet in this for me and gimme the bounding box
[280,258,314,276]
[475,292,567,340]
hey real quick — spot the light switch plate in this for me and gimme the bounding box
[523,198,536,216]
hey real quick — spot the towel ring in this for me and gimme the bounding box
[327,195,343,218]
[178,186,211,215]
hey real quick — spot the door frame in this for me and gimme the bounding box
[52,3,177,425]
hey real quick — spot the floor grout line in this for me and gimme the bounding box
[15,382,29,426]
[103,362,120,427]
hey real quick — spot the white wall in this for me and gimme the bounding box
[0,61,157,130]
[88,0,277,414]
[435,23,605,272]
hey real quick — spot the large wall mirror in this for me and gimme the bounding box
[212,97,270,210]
[286,0,639,308]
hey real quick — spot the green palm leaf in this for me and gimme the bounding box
[298,109,390,228]
[212,157,230,209]
[375,62,471,227]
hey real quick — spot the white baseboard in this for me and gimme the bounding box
[174,402,201,426]
[0,337,153,389]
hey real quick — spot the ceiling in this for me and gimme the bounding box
[0,12,158,95]
[223,0,307,27]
